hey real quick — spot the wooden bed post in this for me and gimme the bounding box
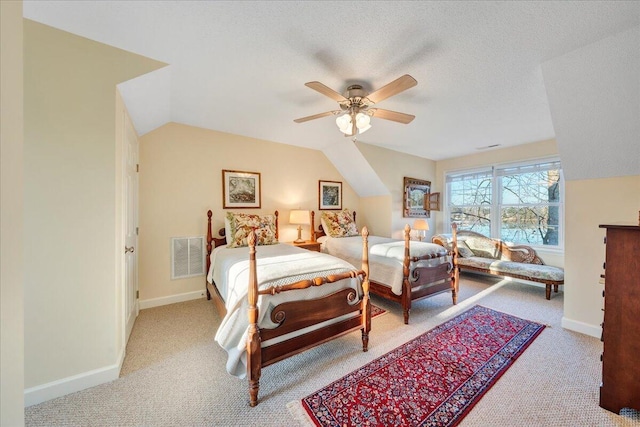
[402,224,412,325]
[361,226,370,352]
[451,223,459,305]
[310,211,316,241]
[274,210,279,241]
[246,230,262,407]
[206,210,213,300]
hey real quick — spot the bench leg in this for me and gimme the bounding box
[546,284,551,300]
[554,284,559,293]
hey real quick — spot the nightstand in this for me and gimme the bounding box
[290,240,321,252]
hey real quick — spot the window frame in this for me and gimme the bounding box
[444,157,564,251]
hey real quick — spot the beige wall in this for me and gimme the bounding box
[563,175,640,336]
[23,20,164,401]
[358,195,392,237]
[357,143,437,239]
[138,123,358,302]
[1,1,24,424]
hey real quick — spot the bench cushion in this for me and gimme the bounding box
[458,257,564,282]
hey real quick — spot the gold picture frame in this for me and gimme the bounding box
[222,169,261,209]
[403,177,431,218]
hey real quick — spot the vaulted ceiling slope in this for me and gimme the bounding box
[23,2,639,169]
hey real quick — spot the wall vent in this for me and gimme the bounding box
[171,236,205,280]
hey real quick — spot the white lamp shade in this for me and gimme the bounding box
[413,219,429,231]
[355,113,371,134]
[289,209,310,225]
[336,114,353,134]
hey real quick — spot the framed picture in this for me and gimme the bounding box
[319,180,342,210]
[222,170,261,209]
[403,177,431,218]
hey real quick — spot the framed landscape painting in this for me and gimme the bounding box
[319,180,342,210]
[222,170,261,209]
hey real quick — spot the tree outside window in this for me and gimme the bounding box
[447,161,563,248]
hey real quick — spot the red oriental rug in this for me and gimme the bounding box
[300,305,545,427]
[370,304,387,319]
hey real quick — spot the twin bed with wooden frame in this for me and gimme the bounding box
[313,210,459,324]
[205,210,371,407]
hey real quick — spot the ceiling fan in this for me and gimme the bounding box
[294,74,417,137]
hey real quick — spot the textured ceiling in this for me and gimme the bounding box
[23,1,640,161]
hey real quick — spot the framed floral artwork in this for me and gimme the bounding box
[222,170,261,209]
[319,180,342,210]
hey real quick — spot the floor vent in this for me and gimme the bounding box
[171,236,205,279]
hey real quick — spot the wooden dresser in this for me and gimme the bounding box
[599,224,640,414]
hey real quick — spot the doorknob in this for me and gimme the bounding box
[125,246,135,253]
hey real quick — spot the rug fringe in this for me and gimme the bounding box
[286,400,316,427]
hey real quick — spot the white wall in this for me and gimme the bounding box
[542,25,640,181]
[138,122,359,304]
[1,1,25,424]
[356,142,437,239]
[540,25,640,337]
[23,20,164,405]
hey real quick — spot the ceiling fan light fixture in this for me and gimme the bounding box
[336,113,353,134]
[295,75,417,137]
[355,113,371,134]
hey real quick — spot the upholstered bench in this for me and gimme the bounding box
[432,230,564,300]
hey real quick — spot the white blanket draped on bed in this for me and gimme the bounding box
[320,235,447,295]
[207,243,361,378]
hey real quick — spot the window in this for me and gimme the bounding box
[446,159,563,249]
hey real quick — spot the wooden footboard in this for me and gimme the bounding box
[369,223,458,324]
[245,226,371,407]
[404,223,457,323]
[313,211,458,325]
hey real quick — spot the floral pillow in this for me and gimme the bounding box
[226,212,277,248]
[456,241,476,258]
[321,209,359,238]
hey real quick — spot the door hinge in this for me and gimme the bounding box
[136,290,139,299]
[136,164,139,173]
[136,227,139,235]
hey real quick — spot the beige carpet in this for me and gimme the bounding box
[25,274,640,426]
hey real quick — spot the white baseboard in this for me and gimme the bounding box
[561,316,601,338]
[24,347,125,407]
[24,292,205,406]
[139,289,206,310]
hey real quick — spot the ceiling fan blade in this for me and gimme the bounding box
[293,111,339,123]
[370,108,415,124]
[366,75,417,104]
[305,81,348,102]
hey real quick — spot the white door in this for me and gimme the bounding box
[124,113,139,344]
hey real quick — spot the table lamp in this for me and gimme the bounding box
[413,219,429,241]
[289,209,310,243]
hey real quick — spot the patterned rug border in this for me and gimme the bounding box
[298,305,546,427]
[370,304,387,319]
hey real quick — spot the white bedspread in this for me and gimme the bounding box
[320,235,447,295]
[207,243,361,378]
